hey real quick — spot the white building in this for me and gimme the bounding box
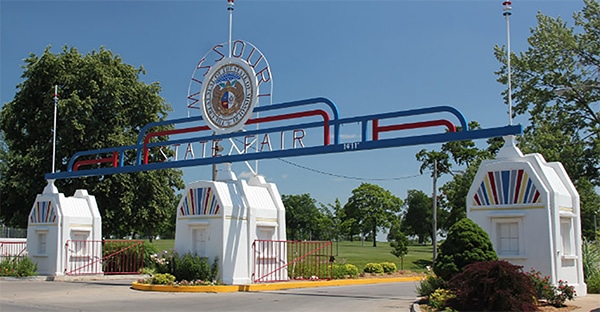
[27,180,102,276]
[175,164,287,285]
[467,136,586,296]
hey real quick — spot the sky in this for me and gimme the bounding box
[0,0,587,208]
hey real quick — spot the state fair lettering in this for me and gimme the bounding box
[162,129,307,162]
[188,40,272,112]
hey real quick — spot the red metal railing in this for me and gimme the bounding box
[253,240,333,283]
[64,240,144,275]
[0,240,27,260]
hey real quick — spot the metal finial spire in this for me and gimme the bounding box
[228,0,234,58]
[503,1,513,125]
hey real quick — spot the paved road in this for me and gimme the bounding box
[0,278,421,312]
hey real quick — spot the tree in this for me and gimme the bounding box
[388,222,409,270]
[344,183,402,247]
[494,1,600,184]
[434,217,498,281]
[401,189,432,244]
[320,198,352,242]
[438,166,476,232]
[0,46,184,236]
[282,193,322,240]
[416,122,498,233]
[494,0,600,239]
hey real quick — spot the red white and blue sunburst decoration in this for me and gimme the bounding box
[473,169,542,206]
[179,187,221,216]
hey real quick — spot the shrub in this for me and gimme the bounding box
[173,253,211,282]
[150,273,176,285]
[0,256,38,277]
[143,241,159,271]
[345,264,359,278]
[429,288,455,310]
[290,259,333,280]
[380,262,397,273]
[526,268,554,300]
[332,264,346,279]
[434,217,497,281]
[416,273,447,297]
[446,260,537,312]
[363,263,384,274]
[526,269,576,307]
[102,240,146,273]
[583,240,600,282]
[332,263,360,279]
[551,280,576,307]
[15,257,37,277]
[150,250,173,274]
[586,273,600,294]
[209,257,220,282]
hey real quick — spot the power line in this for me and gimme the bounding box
[277,158,423,182]
[229,136,424,181]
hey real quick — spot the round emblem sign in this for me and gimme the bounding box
[200,58,258,134]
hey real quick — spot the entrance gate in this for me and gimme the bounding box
[44,97,521,181]
[64,240,144,275]
[253,240,333,283]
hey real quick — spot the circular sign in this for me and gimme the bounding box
[200,58,258,134]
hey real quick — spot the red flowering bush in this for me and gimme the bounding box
[526,268,576,307]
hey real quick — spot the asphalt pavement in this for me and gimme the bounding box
[1,276,598,312]
[0,276,421,312]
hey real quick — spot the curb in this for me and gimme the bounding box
[131,276,424,293]
[0,274,148,282]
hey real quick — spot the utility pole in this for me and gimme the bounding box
[432,159,438,267]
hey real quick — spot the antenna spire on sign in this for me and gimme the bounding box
[228,0,234,58]
[503,1,513,126]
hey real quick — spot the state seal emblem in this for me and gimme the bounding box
[201,57,258,134]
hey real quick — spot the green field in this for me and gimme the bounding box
[334,241,433,272]
[148,239,433,273]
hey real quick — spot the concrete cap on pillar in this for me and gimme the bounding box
[218,163,237,182]
[42,179,59,194]
[496,135,524,159]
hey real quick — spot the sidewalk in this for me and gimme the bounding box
[571,293,600,312]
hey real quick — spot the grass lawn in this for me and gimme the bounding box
[334,241,432,272]
[147,239,174,252]
[148,239,433,273]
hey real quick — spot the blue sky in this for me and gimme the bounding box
[0,0,585,207]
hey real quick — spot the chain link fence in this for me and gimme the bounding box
[1,224,27,238]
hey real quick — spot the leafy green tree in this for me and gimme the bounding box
[0,46,184,237]
[415,149,452,177]
[282,193,322,240]
[438,166,477,232]
[320,198,352,242]
[434,217,498,281]
[494,1,600,181]
[401,189,432,244]
[417,122,499,233]
[574,177,600,240]
[388,223,409,270]
[344,183,402,247]
[494,0,600,239]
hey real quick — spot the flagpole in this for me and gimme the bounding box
[52,85,58,173]
[228,0,234,58]
[503,1,513,125]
